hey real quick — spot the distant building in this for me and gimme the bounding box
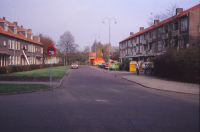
[119,4,200,62]
[0,17,43,66]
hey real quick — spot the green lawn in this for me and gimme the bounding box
[0,66,70,78]
[0,84,50,93]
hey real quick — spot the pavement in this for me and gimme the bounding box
[91,66,199,95]
[0,66,199,95]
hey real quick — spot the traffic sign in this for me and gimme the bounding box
[47,46,56,55]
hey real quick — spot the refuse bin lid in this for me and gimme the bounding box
[130,61,137,64]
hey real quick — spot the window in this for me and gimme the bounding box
[181,18,188,31]
[8,40,11,49]
[140,45,143,53]
[153,30,157,39]
[158,41,163,51]
[174,21,178,30]
[18,42,20,50]
[4,22,7,31]
[139,35,143,43]
[12,40,14,49]
[14,26,17,34]
[136,36,139,44]
[136,46,139,53]
[3,41,6,46]
[15,41,17,50]
[152,43,157,51]
[41,47,43,54]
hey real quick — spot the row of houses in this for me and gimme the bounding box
[119,4,200,62]
[0,17,43,67]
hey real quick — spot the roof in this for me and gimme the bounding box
[0,18,43,45]
[120,4,200,43]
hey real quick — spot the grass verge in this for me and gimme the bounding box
[0,66,70,78]
[0,84,50,93]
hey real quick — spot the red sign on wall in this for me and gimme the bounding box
[47,46,56,55]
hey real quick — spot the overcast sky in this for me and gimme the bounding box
[0,0,199,51]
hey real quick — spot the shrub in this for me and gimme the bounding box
[154,45,199,82]
[122,58,131,71]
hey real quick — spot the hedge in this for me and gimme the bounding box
[154,45,199,83]
[0,63,64,74]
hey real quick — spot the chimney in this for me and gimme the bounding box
[140,27,144,31]
[13,22,18,27]
[3,17,5,20]
[176,8,183,15]
[21,25,23,28]
[154,20,159,25]
[28,29,32,33]
[130,32,134,36]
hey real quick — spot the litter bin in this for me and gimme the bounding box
[129,61,143,72]
[129,61,137,72]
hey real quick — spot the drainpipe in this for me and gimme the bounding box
[14,39,15,65]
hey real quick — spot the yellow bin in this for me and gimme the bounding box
[129,61,143,72]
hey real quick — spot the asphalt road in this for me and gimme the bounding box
[0,65,199,132]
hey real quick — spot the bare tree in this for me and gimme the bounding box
[147,3,179,26]
[58,31,79,64]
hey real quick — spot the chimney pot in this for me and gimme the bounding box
[13,22,18,27]
[176,8,183,15]
[140,27,144,31]
[3,17,5,20]
[154,20,159,25]
[21,25,23,28]
[28,29,32,33]
[130,32,134,36]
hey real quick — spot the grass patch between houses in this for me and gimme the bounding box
[0,84,50,93]
[0,66,70,79]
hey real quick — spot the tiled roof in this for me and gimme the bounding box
[120,4,200,43]
[0,18,42,45]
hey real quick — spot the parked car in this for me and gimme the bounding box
[142,62,154,70]
[99,63,106,68]
[98,63,102,67]
[71,63,78,69]
[109,62,120,70]
[105,61,115,69]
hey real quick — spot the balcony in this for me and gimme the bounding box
[132,43,136,47]
[133,52,136,55]
[172,30,179,36]
[162,33,168,39]
[142,40,146,45]
[149,38,152,43]
[142,50,146,55]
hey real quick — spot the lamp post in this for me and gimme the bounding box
[87,42,91,66]
[91,34,100,66]
[102,17,117,71]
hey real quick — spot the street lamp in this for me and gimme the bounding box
[91,34,100,66]
[87,42,91,66]
[102,17,117,71]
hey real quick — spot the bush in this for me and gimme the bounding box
[154,45,199,83]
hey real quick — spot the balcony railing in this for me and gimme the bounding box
[142,50,146,55]
[132,43,136,47]
[142,40,146,45]
[172,30,179,36]
[133,52,136,55]
[149,38,152,43]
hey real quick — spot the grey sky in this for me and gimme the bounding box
[0,0,199,51]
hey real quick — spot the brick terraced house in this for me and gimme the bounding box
[0,17,43,66]
[119,4,200,62]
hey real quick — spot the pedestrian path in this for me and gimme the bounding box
[121,75,199,95]
[90,66,199,95]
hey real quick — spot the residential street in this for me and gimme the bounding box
[0,65,199,132]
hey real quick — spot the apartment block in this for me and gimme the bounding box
[119,4,200,62]
[0,17,43,67]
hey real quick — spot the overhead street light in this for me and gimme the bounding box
[102,17,117,71]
